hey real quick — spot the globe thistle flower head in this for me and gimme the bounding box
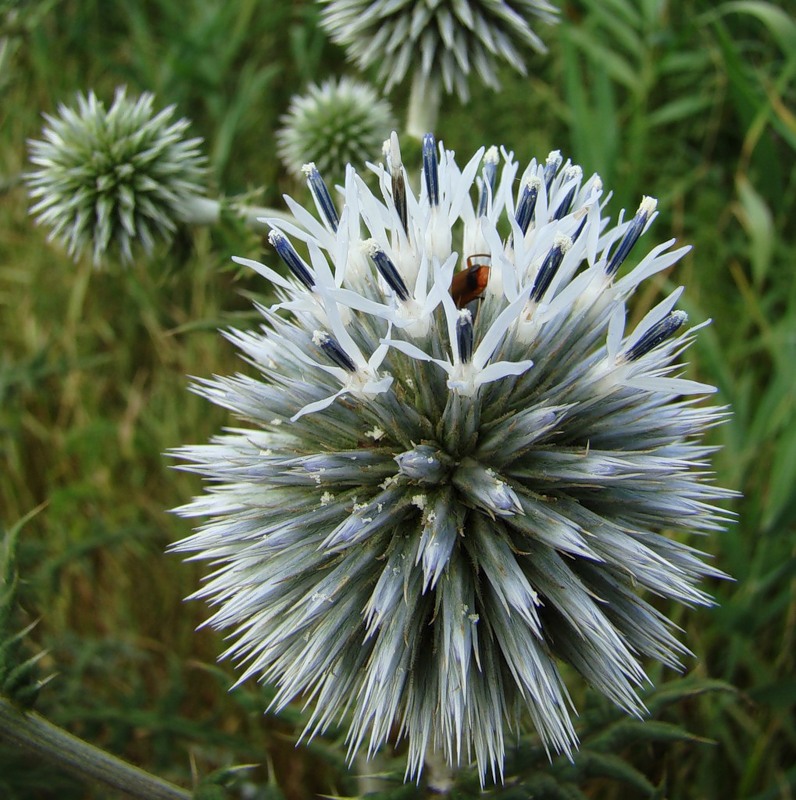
[26,88,207,265]
[173,132,732,782]
[276,77,394,182]
[319,0,560,101]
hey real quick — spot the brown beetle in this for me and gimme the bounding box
[450,254,491,308]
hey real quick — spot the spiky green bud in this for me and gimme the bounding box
[26,88,207,265]
[277,77,393,181]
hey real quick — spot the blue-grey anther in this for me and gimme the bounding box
[395,444,454,484]
[571,213,588,243]
[477,145,499,218]
[515,177,540,237]
[313,330,357,371]
[269,230,315,289]
[623,310,688,362]
[303,162,339,232]
[552,184,577,222]
[606,196,657,277]
[456,309,474,363]
[552,165,582,221]
[452,458,524,517]
[422,133,439,207]
[552,185,576,220]
[531,234,572,302]
[364,239,410,301]
[386,132,408,234]
[543,150,563,192]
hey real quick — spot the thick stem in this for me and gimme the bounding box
[230,201,295,228]
[0,696,192,800]
[180,195,293,229]
[407,71,440,140]
[180,195,221,225]
[425,747,454,796]
[355,751,389,795]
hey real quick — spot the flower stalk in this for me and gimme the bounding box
[0,696,191,800]
[181,195,293,229]
[425,747,455,795]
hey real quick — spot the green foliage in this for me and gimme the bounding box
[0,509,50,709]
[0,0,794,797]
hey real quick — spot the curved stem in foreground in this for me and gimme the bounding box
[0,696,192,800]
[425,747,454,796]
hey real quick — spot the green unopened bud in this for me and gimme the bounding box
[26,88,208,265]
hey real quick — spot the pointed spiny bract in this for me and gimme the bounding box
[277,77,394,181]
[319,0,559,101]
[173,134,733,783]
[26,88,206,266]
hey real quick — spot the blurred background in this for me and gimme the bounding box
[0,0,794,797]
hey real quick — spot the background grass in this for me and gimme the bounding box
[0,0,794,797]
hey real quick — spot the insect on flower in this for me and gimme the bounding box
[450,254,491,308]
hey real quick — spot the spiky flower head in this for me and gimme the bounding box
[277,77,394,182]
[174,133,731,782]
[26,87,207,265]
[319,0,559,101]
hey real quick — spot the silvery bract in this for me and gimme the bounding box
[174,133,731,782]
[27,88,206,265]
[319,0,559,100]
[277,77,394,181]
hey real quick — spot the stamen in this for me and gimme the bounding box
[552,168,581,220]
[313,330,357,372]
[571,213,588,243]
[530,234,572,302]
[456,309,474,364]
[269,230,314,289]
[476,145,499,218]
[302,162,339,232]
[422,133,439,207]
[363,239,410,301]
[606,196,657,277]
[386,132,408,234]
[515,176,541,237]
[543,150,563,192]
[623,310,687,361]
